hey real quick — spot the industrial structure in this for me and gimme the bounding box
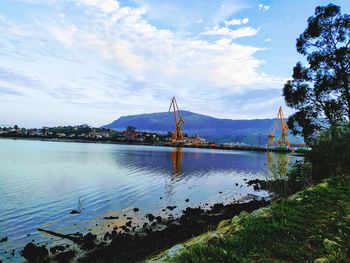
[268,106,290,148]
[168,96,185,144]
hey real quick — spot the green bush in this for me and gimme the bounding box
[311,123,350,179]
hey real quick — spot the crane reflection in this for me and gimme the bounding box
[171,147,183,176]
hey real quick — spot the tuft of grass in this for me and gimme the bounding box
[166,177,350,263]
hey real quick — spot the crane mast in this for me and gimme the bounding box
[168,96,184,143]
[268,106,290,148]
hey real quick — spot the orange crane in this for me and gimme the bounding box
[268,106,290,148]
[168,96,184,143]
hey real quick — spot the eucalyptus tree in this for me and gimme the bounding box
[283,4,350,143]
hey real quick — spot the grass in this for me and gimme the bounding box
[160,177,350,263]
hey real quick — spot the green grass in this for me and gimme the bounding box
[164,177,350,263]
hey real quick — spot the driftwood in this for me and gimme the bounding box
[37,228,83,244]
[37,228,96,249]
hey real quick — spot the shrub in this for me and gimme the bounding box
[310,123,350,179]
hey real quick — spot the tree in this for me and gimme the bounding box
[283,4,350,143]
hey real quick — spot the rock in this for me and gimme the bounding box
[219,191,223,194]
[70,209,80,214]
[251,207,272,218]
[133,208,139,212]
[21,242,49,262]
[82,233,97,250]
[104,232,111,241]
[239,211,249,218]
[126,221,132,227]
[167,244,185,257]
[103,216,119,220]
[156,216,162,223]
[231,215,240,225]
[50,245,65,255]
[211,203,224,213]
[53,249,76,262]
[145,213,155,222]
[217,219,230,230]
[185,198,189,202]
[127,217,133,220]
[314,258,329,263]
[0,237,8,243]
[166,206,177,211]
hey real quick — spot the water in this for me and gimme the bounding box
[0,139,299,261]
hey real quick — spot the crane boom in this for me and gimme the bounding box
[169,96,184,143]
[268,106,290,148]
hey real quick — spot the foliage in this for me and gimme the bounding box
[283,4,350,143]
[310,123,350,179]
[168,177,350,263]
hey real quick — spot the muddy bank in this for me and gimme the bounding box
[21,197,269,262]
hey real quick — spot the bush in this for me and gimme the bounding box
[310,123,350,179]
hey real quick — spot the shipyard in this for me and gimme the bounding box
[1,1,349,263]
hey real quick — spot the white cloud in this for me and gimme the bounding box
[224,17,249,26]
[0,0,285,125]
[76,0,120,14]
[201,25,259,39]
[258,4,270,11]
[264,38,272,42]
[0,15,32,38]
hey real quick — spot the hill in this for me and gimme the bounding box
[102,111,303,145]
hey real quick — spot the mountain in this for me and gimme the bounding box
[102,111,304,145]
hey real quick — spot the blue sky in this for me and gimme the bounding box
[0,0,349,127]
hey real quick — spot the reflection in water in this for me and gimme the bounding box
[265,152,293,197]
[113,147,267,179]
[266,152,291,179]
[0,139,303,261]
[171,147,183,176]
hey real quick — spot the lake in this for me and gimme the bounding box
[0,138,300,261]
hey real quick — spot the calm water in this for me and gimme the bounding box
[0,139,298,261]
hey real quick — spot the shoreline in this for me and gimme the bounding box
[15,175,310,262]
[18,195,270,263]
[0,136,302,154]
[149,176,350,262]
[15,174,314,263]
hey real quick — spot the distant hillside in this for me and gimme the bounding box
[102,111,303,145]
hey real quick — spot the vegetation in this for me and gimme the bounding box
[283,4,350,143]
[154,176,350,263]
[311,123,350,179]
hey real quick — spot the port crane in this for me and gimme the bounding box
[169,96,184,144]
[268,106,290,148]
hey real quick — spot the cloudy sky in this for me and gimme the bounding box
[0,0,349,127]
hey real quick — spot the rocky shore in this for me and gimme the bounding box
[19,196,269,262]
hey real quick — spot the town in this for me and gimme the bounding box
[0,124,210,146]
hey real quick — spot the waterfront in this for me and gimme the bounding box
[0,139,301,261]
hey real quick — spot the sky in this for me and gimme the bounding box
[0,0,349,127]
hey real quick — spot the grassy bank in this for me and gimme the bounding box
[149,176,350,262]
